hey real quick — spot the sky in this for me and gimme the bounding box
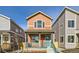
[0,6,79,30]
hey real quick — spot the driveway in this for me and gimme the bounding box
[62,48,79,53]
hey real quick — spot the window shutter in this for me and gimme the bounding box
[43,22,44,28]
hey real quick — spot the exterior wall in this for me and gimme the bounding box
[59,13,65,48]
[27,13,53,48]
[53,12,65,48]
[76,15,79,30]
[53,22,59,43]
[65,10,77,49]
[10,21,25,50]
[0,15,25,50]
[1,33,11,50]
[53,9,78,49]
[0,16,10,30]
[0,16,11,50]
[10,21,25,40]
[27,13,52,30]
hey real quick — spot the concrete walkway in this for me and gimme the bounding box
[23,47,59,53]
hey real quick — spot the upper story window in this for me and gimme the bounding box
[34,20,44,28]
[68,20,74,28]
[37,20,42,28]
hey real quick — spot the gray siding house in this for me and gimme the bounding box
[0,14,25,51]
[53,7,79,49]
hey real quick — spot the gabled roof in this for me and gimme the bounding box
[0,14,10,20]
[53,7,79,26]
[26,11,53,20]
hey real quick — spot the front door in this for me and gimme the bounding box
[43,35,51,48]
[41,35,51,48]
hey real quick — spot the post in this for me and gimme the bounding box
[28,34,32,47]
[1,34,3,46]
[39,34,41,47]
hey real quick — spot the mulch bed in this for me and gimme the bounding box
[61,48,79,53]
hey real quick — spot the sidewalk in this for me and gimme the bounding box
[11,50,23,53]
[23,48,47,53]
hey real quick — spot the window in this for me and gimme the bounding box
[32,35,39,43]
[68,20,74,27]
[60,37,63,42]
[34,22,36,28]
[3,34,9,41]
[43,22,44,28]
[68,35,74,43]
[45,36,50,40]
[37,20,42,28]
[34,20,44,28]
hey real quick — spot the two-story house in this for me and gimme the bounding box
[0,14,25,51]
[53,7,79,49]
[25,11,53,48]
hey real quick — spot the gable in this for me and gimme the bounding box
[28,13,52,25]
[27,12,52,20]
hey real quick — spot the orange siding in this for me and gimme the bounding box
[28,13,52,30]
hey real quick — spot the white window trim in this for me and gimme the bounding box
[67,14,76,29]
[67,19,75,29]
[67,34,75,43]
[33,20,45,28]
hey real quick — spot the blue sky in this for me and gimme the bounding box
[0,6,78,30]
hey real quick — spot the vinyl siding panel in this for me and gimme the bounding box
[65,10,77,49]
[59,13,65,48]
[76,15,79,30]
[0,16,10,30]
[53,12,65,48]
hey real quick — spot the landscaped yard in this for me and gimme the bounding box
[62,48,79,53]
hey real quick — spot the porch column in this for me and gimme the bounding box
[28,34,32,46]
[39,34,41,47]
[51,33,55,47]
[1,34,3,45]
[52,33,55,43]
[25,33,27,47]
[51,33,53,43]
[9,34,10,43]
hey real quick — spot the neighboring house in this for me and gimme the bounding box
[25,11,54,48]
[0,14,25,51]
[53,7,79,49]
